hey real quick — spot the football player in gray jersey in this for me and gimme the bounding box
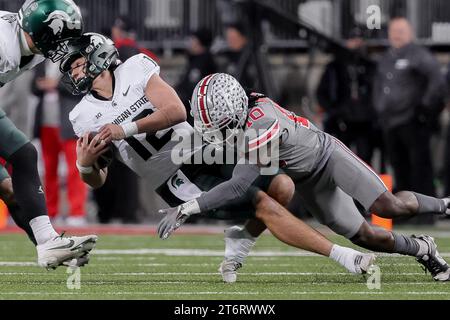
[159,73,450,282]
[68,33,377,279]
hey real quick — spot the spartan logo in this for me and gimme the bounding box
[44,8,81,36]
[171,174,185,189]
[85,34,103,53]
[90,34,103,48]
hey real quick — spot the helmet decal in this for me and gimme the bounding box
[43,9,81,36]
[191,73,249,146]
[18,0,84,62]
[85,34,104,53]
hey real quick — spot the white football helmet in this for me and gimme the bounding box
[191,73,248,145]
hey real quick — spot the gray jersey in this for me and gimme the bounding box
[244,96,335,179]
[197,96,337,212]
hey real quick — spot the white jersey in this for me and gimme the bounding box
[70,54,195,189]
[0,11,45,87]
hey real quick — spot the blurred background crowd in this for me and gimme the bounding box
[1,0,450,227]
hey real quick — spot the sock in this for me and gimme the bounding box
[412,192,446,214]
[224,227,255,263]
[329,244,359,273]
[29,215,59,245]
[391,232,426,256]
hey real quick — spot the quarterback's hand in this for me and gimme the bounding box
[76,132,109,167]
[157,206,190,240]
[98,124,126,142]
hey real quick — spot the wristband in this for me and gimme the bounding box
[180,199,201,215]
[120,122,139,138]
[76,161,93,174]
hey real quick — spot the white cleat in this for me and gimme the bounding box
[36,234,98,269]
[218,226,255,283]
[353,253,376,274]
[218,260,242,283]
[61,254,91,268]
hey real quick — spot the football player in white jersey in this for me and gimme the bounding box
[0,0,97,269]
[66,33,378,280]
[158,73,450,282]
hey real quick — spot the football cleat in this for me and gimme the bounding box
[218,226,255,283]
[414,235,450,281]
[353,253,376,274]
[36,233,98,269]
[218,260,242,284]
[61,253,91,268]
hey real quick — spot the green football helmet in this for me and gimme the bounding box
[18,0,83,62]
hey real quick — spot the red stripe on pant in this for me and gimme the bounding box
[40,127,87,217]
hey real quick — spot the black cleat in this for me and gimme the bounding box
[414,235,450,281]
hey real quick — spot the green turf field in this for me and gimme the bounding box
[1,231,450,300]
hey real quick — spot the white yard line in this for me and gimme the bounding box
[0,271,429,276]
[0,262,37,266]
[94,248,450,257]
[1,291,450,296]
[109,272,427,276]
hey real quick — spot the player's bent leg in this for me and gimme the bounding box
[370,190,448,218]
[8,143,49,224]
[0,176,38,244]
[267,174,295,207]
[239,173,295,238]
[350,221,450,281]
[351,221,429,258]
[329,139,448,218]
[8,144,98,268]
[220,174,295,283]
[0,116,98,268]
[351,221,396,253]
[254,191,375,274]
[254,191,330,255]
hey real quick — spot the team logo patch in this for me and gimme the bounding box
[171,174,185,189]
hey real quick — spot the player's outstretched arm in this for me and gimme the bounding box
[76,133,109,189]
[157,163,261,239]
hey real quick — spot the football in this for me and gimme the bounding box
[88,131,115,169]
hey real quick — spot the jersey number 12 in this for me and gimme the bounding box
[124,109,174,161]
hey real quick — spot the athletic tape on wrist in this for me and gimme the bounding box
[76,161,93,174]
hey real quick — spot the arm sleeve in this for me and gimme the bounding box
[196,162,261,212]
